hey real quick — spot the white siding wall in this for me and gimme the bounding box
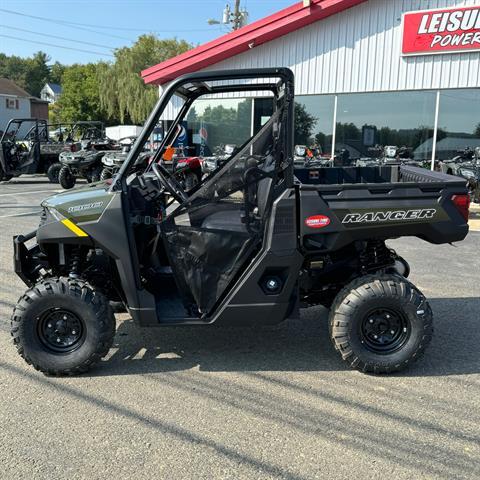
[204,0,480,94]
[0,96,31,134]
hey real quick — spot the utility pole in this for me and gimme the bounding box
[208,1,249,31]
[232,0,242,30]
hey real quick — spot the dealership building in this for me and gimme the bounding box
[142,0,480,162]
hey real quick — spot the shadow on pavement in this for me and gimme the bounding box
[94,297,480,378]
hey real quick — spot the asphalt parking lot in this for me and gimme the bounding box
[0,176,479,480]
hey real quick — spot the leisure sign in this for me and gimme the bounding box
[402,6,480,56]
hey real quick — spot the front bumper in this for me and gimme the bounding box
[13,230,44,287]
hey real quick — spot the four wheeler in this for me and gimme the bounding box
[58,123,119,189]
[440,147,480,203]
[160,145,202,190]
[100,136,142,181]
[11,68,470,376]
[202,144,238,175]
[0,118,63,182]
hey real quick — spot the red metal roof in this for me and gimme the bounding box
[142,0,367,85]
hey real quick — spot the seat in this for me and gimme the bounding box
[200,149,277,232]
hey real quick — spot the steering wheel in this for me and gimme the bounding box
[151,162,188,204]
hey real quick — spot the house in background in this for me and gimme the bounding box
[0,78,32,134]
[0,78,49,135]
[40,83,62,104]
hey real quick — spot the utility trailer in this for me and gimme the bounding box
[11,68,470,376]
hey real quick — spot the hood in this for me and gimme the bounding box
[42,182,115,223]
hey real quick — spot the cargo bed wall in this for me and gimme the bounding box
[298,166,469,252]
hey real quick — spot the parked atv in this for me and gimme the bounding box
[440,147,480,203]
[11,68,470,377]
[100,136,154,181]
[0,118,63,182]
[58,123,119,189]
[202,144,237,175]
[161,145,202,190]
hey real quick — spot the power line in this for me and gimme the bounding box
[0,8,132,41]
[0,34,115,57]
[2,26,115,51]
[0,8,221,34]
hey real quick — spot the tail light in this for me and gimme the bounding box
[451,194,470,222]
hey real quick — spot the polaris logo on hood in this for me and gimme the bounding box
[67,201,104,213]
[342,209,437,224]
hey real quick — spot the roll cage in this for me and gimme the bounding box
[113,68,295,189]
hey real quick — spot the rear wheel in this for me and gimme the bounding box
[0,164,13,181]
[46,162,62,183]
[59,166,76,189]
[11,277,115,376]
[329,274,433,374]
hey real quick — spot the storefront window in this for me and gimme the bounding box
[335,91,437,161]
[295,95,335,155]
[435,89,480,160]
[187,98,252,157]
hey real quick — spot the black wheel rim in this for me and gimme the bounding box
[360,308,410,354]
[38,308,85,353]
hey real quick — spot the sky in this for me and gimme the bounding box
[0,0,295,65]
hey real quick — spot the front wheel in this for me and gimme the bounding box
[11,277,115,376]
[100,167,112,182]
[59,166,76,189]
[329,274,433,374]
[46,162,62,183]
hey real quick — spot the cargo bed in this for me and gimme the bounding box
[297,165,470,251]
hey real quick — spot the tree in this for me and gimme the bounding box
[49,62,66,85]
[0,51,50,96]
[474,123,480,138]
[99,35,192,124]
[25,52,51,97]
[53,63,108,123]
[190,99,252,148]
[294,102,317,145]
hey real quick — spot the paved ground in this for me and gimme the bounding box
[0,176,479,480]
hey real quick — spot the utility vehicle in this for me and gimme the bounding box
[202,144,238,175]
[0,118,63,182]
[11,69,470,376]
[100,136,142,181]
[440,147,480,203]
[58,122,118,189]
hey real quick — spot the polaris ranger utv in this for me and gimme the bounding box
[11,69,470,376]
[0,118,63,182]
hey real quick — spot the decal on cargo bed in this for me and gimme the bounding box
[342,209,437,224]
[305,215,331,228]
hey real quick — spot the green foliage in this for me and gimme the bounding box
[49,62,66,85]
[0,51,50,97]
[190,99,252,149]
[475,123,480,138]
[99,35,192,124]
[53,64,107,123]
[294,102,317,145]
